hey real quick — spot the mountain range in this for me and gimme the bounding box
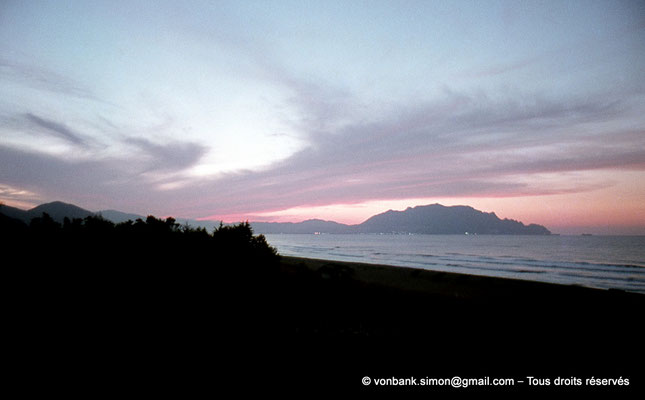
[0,201,221,232]
[0,201,551,235]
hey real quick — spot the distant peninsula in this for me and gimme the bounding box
[0,201,551,235]
[252,204,551,235]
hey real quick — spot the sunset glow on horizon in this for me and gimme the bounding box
[2,1,645,235]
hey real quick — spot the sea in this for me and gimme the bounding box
[264,234,645,294]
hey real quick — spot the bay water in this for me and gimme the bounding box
[264,234,645,294]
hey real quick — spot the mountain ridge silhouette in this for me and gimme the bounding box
[1,201,550,235]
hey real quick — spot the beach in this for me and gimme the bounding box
[273,255,644,345]
[280,255,645,302]
[262,256,645,392]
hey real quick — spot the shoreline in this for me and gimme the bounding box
[273,254,645,391]
[265,234,645,294]
[280,255,645,301]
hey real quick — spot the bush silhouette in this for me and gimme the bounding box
[1,211,279,271]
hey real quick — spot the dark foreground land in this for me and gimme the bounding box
[3,213,644,395]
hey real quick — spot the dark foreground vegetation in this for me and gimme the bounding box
[2,211,644,394]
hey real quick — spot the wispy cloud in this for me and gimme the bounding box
[125,137,208,172]
[3,68,644,221]
[0,58,97,100]
[24,113,88,147]
[459,56,540,79]
[0,183,42,209]
[182,86,645,218]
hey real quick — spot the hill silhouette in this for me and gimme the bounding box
[252,204,550,234]
[252,218,351,234]
[96,209,145,224]
[29,201,94,221]
[0,201,94,223]
[1,201,551,234]
[0,203,30,221]
[356,204,551,234]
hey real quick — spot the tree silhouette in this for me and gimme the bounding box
[0,209,279,273]
[29,212,61,236]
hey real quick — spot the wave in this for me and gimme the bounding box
[425,255,645,275]
[266,234,645,294]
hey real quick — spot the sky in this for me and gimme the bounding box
[1,0,645,235]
